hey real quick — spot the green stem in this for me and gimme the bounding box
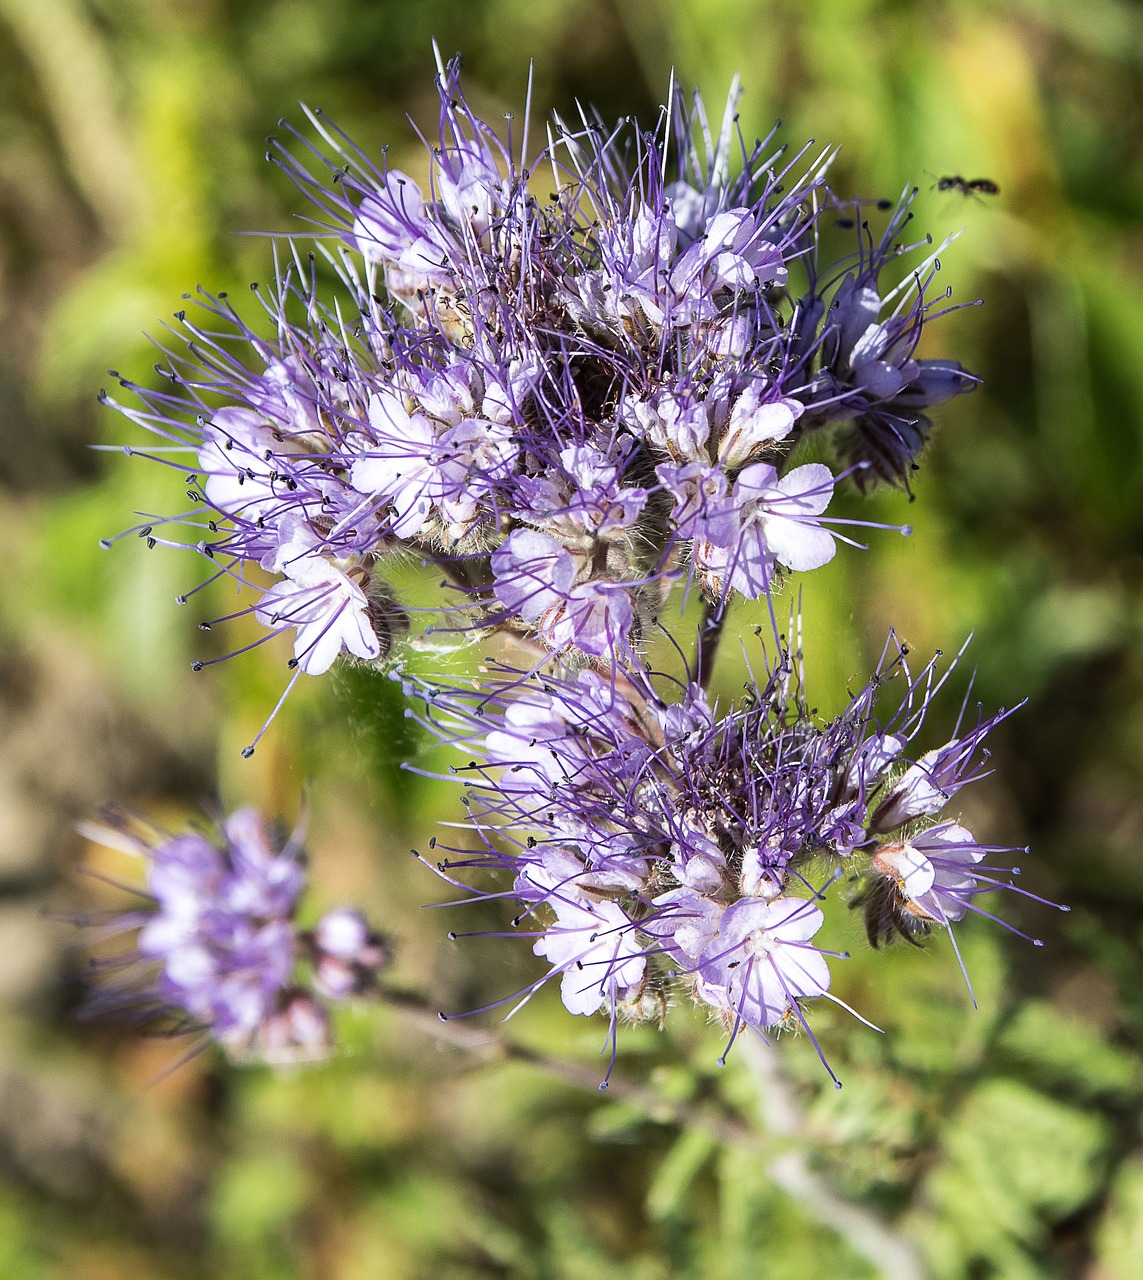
[378,984,758,1149]
[695,600,727,692]
[379,987,928,1275]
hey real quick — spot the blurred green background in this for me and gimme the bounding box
[2,0,1143,1276]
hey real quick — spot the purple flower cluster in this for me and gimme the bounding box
[85,58,1051,1080]
[80,808,389,1062]
[418,635,1059,1074]
[101,60,975,692]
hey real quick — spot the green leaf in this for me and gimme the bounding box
[995,999,1141,1101]
[921,1078,1111,1275]
[646,1128,716,1222]
[1095,1155,1143,1280]
[211,1151,310,1252]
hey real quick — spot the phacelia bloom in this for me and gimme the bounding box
[415,630,1061,1075]
[100,57,971,719]
[79,808,390,1063]
[795,213,980,492]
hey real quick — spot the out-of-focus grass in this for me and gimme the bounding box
[2,1,1143,1276]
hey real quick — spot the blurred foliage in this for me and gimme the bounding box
[2,0,1143,1277]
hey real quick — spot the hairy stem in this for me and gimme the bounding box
[379,984,757,1148]
[380,985,930,1277]
[695,600,727,692]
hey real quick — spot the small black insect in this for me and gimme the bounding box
[934,174,1000,197]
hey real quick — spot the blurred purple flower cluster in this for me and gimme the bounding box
[82,808,388,1062]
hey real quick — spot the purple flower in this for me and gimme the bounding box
[196,407,315,529]
[348,388,444,539]
[310,908,392,1000]
[516,445,649,539]
[794,200,980,490]
[522,870,647,1017]
[696,462,837,597]
[872,824,987,926]
[349,173,453,290]
[629,375,801,473]
[870,728,994,833]
[668,208,789,319]
[414,628,1058,1072]
[490,529,638,657]
[79,808,389,1063]
[717,387,803,469]
[692,897,831,1030]
[132,810,305,1051]
[100,59,977,725]
[656,462,736,544]
[254,517,382,674]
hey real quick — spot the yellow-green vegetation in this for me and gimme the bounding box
[1,1,1142,1276]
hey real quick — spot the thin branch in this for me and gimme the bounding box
[740,1034,929,1280]
[0,0,137,233]
[378,984,760,1150]
[382,983,929,1278]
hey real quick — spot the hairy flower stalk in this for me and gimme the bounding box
[99,58,973,721]
[414,631,1063,1078]
[78,808,390,1063]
